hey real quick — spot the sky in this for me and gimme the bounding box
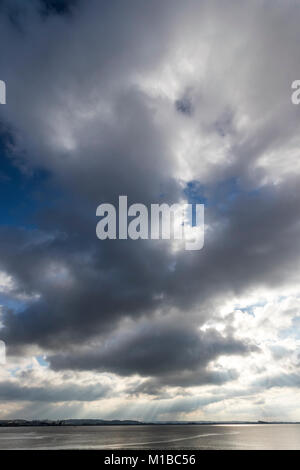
[0,0,300,422]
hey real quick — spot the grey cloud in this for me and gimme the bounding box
[49,322,255,387]
[0,380,109,402]
[254,373,300,390]
[110,387,259,420]
[128,369,240,396]
[1,401,85,420]
[175,97,193,116]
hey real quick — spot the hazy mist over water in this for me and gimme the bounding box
[0,425,299,450]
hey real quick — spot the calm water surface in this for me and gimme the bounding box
[0,424,299,450]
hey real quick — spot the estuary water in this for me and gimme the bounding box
[0,424,299,450]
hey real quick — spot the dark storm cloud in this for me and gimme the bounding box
[0,0,300,398]
[0,225,178,348]
[49,322,256,388]
[2,177,300,354]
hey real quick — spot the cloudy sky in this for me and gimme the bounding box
[0,0,300,422]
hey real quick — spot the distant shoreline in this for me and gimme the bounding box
[0,420,299,427]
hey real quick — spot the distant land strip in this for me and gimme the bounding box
[0,420,299,427]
